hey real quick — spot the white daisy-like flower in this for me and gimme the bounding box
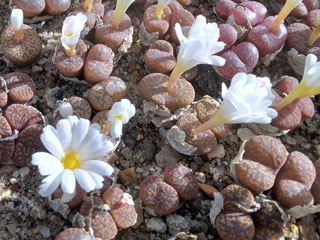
[168,15,226,91]
[275,54,320,110]
[61,12,87,53]
[11,9,23,31]
[108,99,136,138]
[194,72,278,133]
[32,116,115,202]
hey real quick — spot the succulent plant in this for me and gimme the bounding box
[140,175,180,215]
[144,40,176,74]
[235,135,288,192]
[84,44,114,84]
[1,9,42,67]
[272,151,316,209]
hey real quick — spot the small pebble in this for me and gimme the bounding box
[143,142,157,161]
[155,146,181,167]
[207,144,225,159]
[166,214,190,236]
[119,168,138,186]
[146,217,167,233]
[40,226,50,238]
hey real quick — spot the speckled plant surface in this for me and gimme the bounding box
[0,0,320,239]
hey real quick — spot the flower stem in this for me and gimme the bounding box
[65,46,77,57]
[14,29,24,44]
[193,108,227,134]
[269,0,302,32]
[274,81,307,111]
[83,0,93,13]
[308,26,320,46]
[154,4,164,20]
[167,62,186,93]
[111,2,128,30]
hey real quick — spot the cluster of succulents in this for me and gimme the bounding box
[1,0,320,239]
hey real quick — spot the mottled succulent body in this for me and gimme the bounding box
[217,42,259,79]
[14,0,45,18]
[164,162,199,200]
[55,228,91,240]
[216,212,255,240]
[140,176,179,215]
[272,151,316,208]
[194,96,230,139]
[13,123,43,167]
[311,159,320,204]
[145,40,176,74]
[45,0,71,15]
[84,44,113,84]
[253,202,284,240]
[287,23,320,58]
[248,16,287,57]
[55,40,88,78]
[176,113,217,155]
[1,25,42,68]
[5,104,42,131]
[138,73,195,111]
[54,185,86,209]
[143,5,172,38]
[95,10,132,53]
[87,77,127,111]
[169,8,194,45]
[221,184,254,212]
[0,116,15,164]
[103,187,137,228]
[1,72,35,108]
[235,135,287,192]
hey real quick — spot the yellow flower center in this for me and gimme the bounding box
[62,151,80,170]
[114,114,122,121]
[66,30,73,37]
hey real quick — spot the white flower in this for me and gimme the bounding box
[61,13,87,51]
[108,99,136,138]
[220,73,277,123]
[301,54,320,88]
[58,102,73,119]
[175,15,226,69]
[32,116,115,202]
[11,9,23,31]
[194,73,277,133]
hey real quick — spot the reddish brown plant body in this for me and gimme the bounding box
[143,5,172,38]
[169,8,194,45]
[84,44,114,84]
[55,228,91,240]
[14,0,45,18]
[138,73,195,111]
[87,77,127,111]
[1,25,42,68]
[164,162,199,200]
[55,40,88,78]
[95,10,132,53]
[139,175,179,215]
[144,40,176,74]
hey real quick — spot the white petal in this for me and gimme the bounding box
[56,119,72,151]
[32,152,64,176]
[174,23,187,46]
[61,188,76,203]
[77,132,104,160]
[11,9,23,30]
[74,169,96,192]
[87,171,104,190]
[41,126,64,159]
[61,169,76,194]
[71,118,90,152]
[81,160,114,177]
[38,172,62,197]
[109,120,123,138]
